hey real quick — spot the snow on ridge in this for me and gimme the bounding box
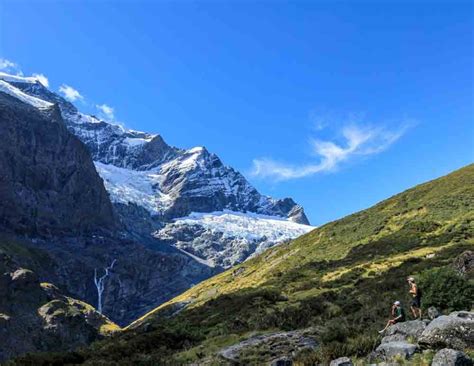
[0,72,41,85]
[0,80,53,109]
[174,210,314,241]
[124,136,154,147]
[187,146,205,154]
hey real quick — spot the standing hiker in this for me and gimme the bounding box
[379,300,406,334]
[408,276,422,319]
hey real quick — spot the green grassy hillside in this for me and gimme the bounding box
[12,164,474,365]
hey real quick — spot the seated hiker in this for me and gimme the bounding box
[408,276,422,319]
[379,300,406,334]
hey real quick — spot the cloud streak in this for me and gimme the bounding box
[252,124,409,180]
[0,58,18,72]
[59,84,83,102]
[33,73,49,87]
[96,103,115,120]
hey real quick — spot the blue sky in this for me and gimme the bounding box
[1,0,473,225]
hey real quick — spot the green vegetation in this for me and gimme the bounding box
[9,164,474,365]
[419,266,474,312]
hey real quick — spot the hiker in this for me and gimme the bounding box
[379,300,406,334]
[408,276,422,319]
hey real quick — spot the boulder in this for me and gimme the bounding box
[428,306,441,320]
[330,356,353,366]
[381,334,407,343]
[432,348,473,366]
[453,250,474,276]
[418,311,474,349]
[381,320,427,343]
[373,341,418,360]
[10,268,39,287]
[219,329,317,363]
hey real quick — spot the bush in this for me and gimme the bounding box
[419,267,474,312]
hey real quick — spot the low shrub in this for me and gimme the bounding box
[418,267,474,312]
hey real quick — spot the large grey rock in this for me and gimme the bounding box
[419,311,474,349]
[381,334,408,343]
[428,306,441,320]
[453,250,474,276]
[432,348,473,366]
[219,329,317,363]
[330,356,353,366]
[373,341,418,360]
[382,320,427,343]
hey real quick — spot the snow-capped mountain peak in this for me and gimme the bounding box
[0,73,312,266]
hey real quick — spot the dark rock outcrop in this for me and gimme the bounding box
[0,92,114,236]
[30,235,218,326]
[0,267,118,362]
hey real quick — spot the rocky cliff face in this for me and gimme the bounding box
[0,91,114,236]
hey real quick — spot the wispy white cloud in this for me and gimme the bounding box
[0,58,18,72]
[96,103,115,120]
[308,110,328,131]
[251,123,410,180]
[59,84,83,102]
[32,73,49,87]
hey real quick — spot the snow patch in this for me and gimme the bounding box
[124,137,153,147]
[0,80,53,109]
[94,162,171,214]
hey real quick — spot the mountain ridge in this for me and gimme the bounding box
[4,74,309,225]
[1,72,313,269]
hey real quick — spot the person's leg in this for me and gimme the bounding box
[379,320,392,333]
[410,305,417,318]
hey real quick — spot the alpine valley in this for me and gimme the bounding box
[1,72,473,366]
[0,73,312,361]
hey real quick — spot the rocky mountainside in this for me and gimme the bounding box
[57,164,473,365]
[0,88,218,331]
[0,72,312,269]
[0,90,114,236]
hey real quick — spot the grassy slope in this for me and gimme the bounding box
[13,164,474,365]
[135,164,473,322]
